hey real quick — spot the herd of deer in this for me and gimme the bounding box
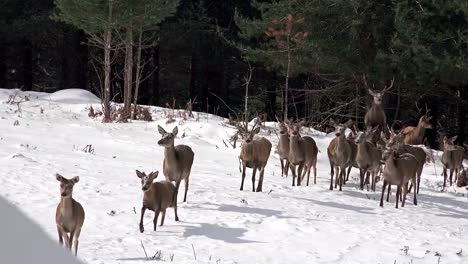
[52,82,466,257]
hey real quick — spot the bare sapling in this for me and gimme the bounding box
[355,128,382,191]
[136,170,179,233]
[327,121,353,191]
[441,136,465,190]
[380,148,419,208]
[238,119,272,192]
[402,105,432,145]
[285,121,319,186]
[55,174,85,256]
[158,125,194,203]
[276,119,290,177]
[363,75,394,134]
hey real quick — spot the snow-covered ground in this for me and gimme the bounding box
[0,88,467,264]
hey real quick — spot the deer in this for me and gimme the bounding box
[157,125,194,203]
[276,119,290,177]
[441,136,465,190]
[55,174,85,256]
[345,132,359,184]
[327,121,353,191]
[237,119,272,192]
[402,104,433,145]
[285,121,319,186]
[456,167,467,188]
[380,148,419,208]
[363,75,393,135]
[355,128,382,191]
[136,170,179,233]
[383,129,427,195]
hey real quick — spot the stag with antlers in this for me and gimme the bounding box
[401,103,433,145]
[363,75,394,134]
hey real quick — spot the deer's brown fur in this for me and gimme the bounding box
[55,174,85,256]
[441,136,465,189]
[136,170,178,233]
[402,115,432,145]
[355,130,382,191]
[158,125,194,203]
[276,121,290,177]
[327,123,352,191]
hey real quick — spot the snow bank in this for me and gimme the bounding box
[0,196,82,264]
[45,89,100,104]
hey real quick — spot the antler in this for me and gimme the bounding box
[415,102,422,114]
[362,74,369,88]
[383,76,394,92]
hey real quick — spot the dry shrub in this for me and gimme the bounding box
[88,105,103,118]
[133,105,153,121]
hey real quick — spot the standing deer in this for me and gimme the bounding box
[238,120,272,192]
[363,76,393,133]
[345,132,359,184]
[136,170,179,233]
[384,129,427,195]
[355,129,382,191]
[276,120,290,177]
[327,122,353,191]
[380,148,419,208]
[285,121,318,186]
[55,174,85,256]
[402,106,432,145]
[441,136,465,190]
[157,125,194,203]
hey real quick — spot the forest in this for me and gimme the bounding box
[1,0,467,149]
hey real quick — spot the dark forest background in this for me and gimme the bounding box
[0,0,467,150]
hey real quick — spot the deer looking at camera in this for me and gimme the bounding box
[237,119,272,192]
[55,174,85,256]
[157,125,194,203]
[285,121,318,186]
[136,170,178,233]
[441,136,465,190]
[327,120,353,191]
[402,104,433,145]
[363,75,394,134]
[276,118,290,177]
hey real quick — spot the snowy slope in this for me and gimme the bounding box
[0,88,467,264]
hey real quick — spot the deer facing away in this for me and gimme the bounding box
[136,170,179,232]
[441,136,465,189]
[55,174,85,256]
[238,121,272,192]
[158,125,194,203]
[286,122,318,186]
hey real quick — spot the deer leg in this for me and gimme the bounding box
[329,164,334,190]
[68,230,75,251]
[153,209,160,231]
[240,163,246,191]
[380,180,388,207]
[417,167,422,194]
[183,177,189,203]
[443,168,448,191]
[334,167,339,189]
[174,202,179,221]
[285,160,290,177]
[345,166,351,184]
[395,184,401,209]
[160,209,166,226]
[306,166,311,186]
[449,169,454,186]
[63,232,70,249]
[280,159,285,177]
[365,171,370,192]
[290,163,296,186]
[313,162,317,185]
[359,168,365,190]
[73,227,81,256]
[386,184,391,202]
[413,179,418,205]
[257,167,265,192]
[339,168,344,191]
[57,226,63,246]
[402,183,408,207]
[139,206,147,233]
[251,166,257,192]
[297,162,304,186]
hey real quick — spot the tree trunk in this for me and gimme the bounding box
[132,27,143,120]
[102,0,113,123]
[123,24,133,118]
[457,87,467,146]
[284,36,291,121]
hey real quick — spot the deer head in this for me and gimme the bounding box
[363,75,394,105]
[136,170,159,192]
[157,125,178,147]
[56,174,80,198]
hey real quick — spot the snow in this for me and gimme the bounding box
[0,88,467,264]
[0,196,83,264]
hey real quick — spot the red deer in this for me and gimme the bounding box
[327,121,353,191]
[441,136,465,190]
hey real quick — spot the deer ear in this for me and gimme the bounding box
[71,176,80,184]
[252,127,261,135]
[173,126,178,135]
[451,136,458,143]
[136,170,145,178]
[157,125,166,135]
[55,173,64,182]
[149,171,159,179]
